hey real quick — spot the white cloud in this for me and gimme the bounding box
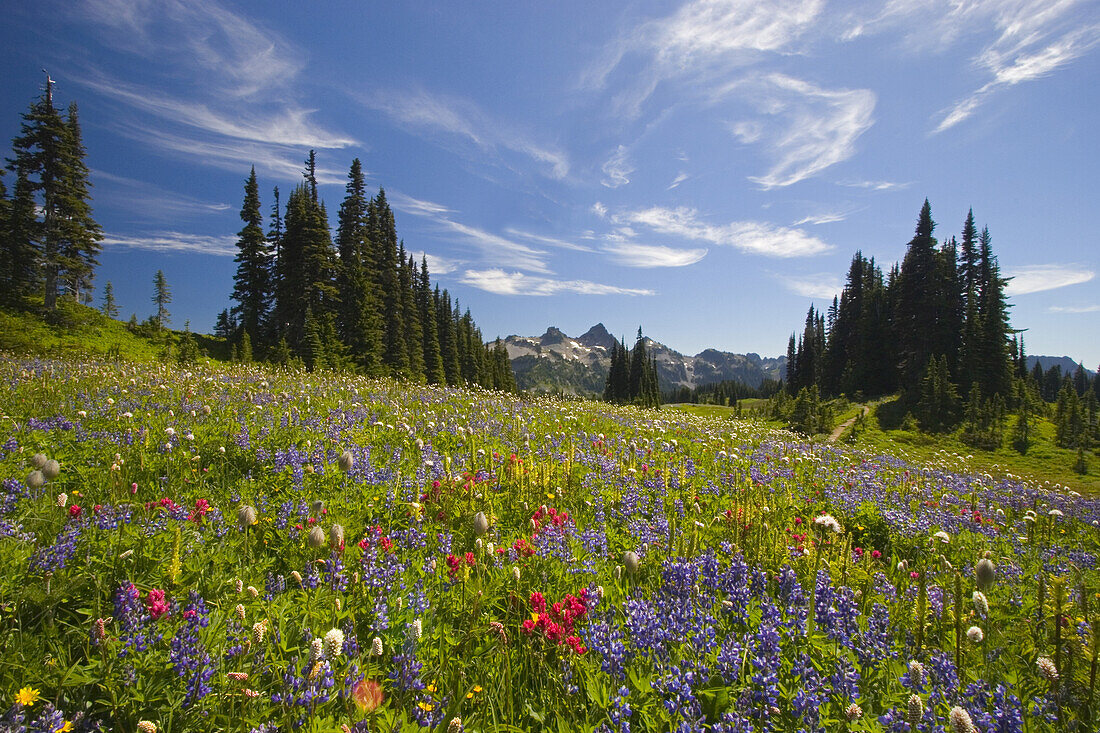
[667,172,690,190]
[584,0,824,116]
[838,179,910,191]
[603,242,708,268]
[505,229,596,253]
[591,202,609,218]
[601,145,634,188]
[734,74,875,189]
[784,273,842,299]
[391,193,552,273]
[1049,304,1100,313]
[101,231,237,256]
[360,88,569,180]
[793,210,847,226]
[408,250,461,276]
[617,206,831,257]
[459,269,653,296]
[1005,264,1095,295]
[93,170,232,218]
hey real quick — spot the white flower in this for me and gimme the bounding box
[813,514,843,534]
[323,628,344,659]
[932,531,950,544]
[967,626,984,643]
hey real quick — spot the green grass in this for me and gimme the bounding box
[0,298,228,363]
[852,397,1100,494]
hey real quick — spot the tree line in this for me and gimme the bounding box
[779,200,1098,462]
[602,328,661,408]
[223,155,516,391]
[0,76,102,310]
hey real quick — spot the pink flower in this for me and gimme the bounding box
[146,589,169,620]
[69,505,82,519]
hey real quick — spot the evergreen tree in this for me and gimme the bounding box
[2,168,41,304]
[629,327,647,401]
[152,269,171,328]
[100,280,118,318]
[7,75,102,309]
[214,308,235,339]
[436,287,460,385]
[975,226,1012,398]
[419,257,446,384]
[335,159,383,374]
[917,355,959,433]
[895,200,941,396]
[370,189,407,375]
[239,329,253,363]
[231,167,272,349]
[400,247,425,381]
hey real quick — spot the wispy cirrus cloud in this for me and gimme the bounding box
[1005,264,1095,295]
[390,192,552,273]
[93,170,232,219]
[838,179,910,191]
[784,273,842,299]
[584,0,824,117]
[358,87,569,180]
[793,210,847,226]
[75,0,357,186]
[460,269,653,297]
[603,242,708,268]
[601,145,634,188]
[839,0,1100,133]
[1049,304,1100,313]
[616,206,831,258]
[667,172,690,190]
[504,229,595,253]
[723,74,875,189]
[408,250,461,276]
[101,231,237,256]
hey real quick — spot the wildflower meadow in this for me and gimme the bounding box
[2,356,1099,732]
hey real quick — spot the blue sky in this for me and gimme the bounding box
[2,0,1098,368]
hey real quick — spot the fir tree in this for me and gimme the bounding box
[231,167,272,348]
[100,280,118,318]
[400,247,425,381]
[896,200,941,395]
[370,189,407,375]
[335,158,383,374]
[214,309,235,339]
[7,75,102,309]
[420,257,446,385]
[239,330,253,363]
[152,269,171,329]
[2,168,41,303]
[975,226,1012,398]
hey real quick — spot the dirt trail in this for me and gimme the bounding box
[829,405,870,442]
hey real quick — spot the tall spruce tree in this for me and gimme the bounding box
[370,189,408,375]
[400,247,426,381]
[420,257,446,384]
[8,75,101,309]
[895,200,941,396]
[231,167,272,347]
[975,226,1012,398]
[335,159,383,374]
[101,280,118,318]
[152,269,171,328]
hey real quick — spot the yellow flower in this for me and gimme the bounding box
[15,686,40,706]
[54,722,73,733]
[473,685,483,693]
[418,701,434,712]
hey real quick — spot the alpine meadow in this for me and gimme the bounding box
[1,2,1100,732]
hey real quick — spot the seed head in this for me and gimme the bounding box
[42,459,61,480]
[623,550,640,574]
[311,500,325,516]
[237,504,257,529]
[330,524,345,547]
[30,452,48,469]
[26,470,45,489]
[338,451,355,473]
[290,570,303,587]
[975,558,996,591]
[308,525,327,549]
[473,511,489,536]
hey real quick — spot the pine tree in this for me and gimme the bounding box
[231,167,272,349]
[975,226,1012,398]
[214,309,235,339]
[436,287,460,385]
[152,269,171,328]
[400,247,425,381]
[2,168,41,304]
[896,200,941,396]
[335,159,383,374]
[370,189,407,375]
[420,257,446,384]
[101,280,118,318]
[56,102,102,304]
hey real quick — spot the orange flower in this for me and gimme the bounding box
[353,678,384,712]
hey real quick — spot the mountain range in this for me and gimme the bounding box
[502,324,786,397]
